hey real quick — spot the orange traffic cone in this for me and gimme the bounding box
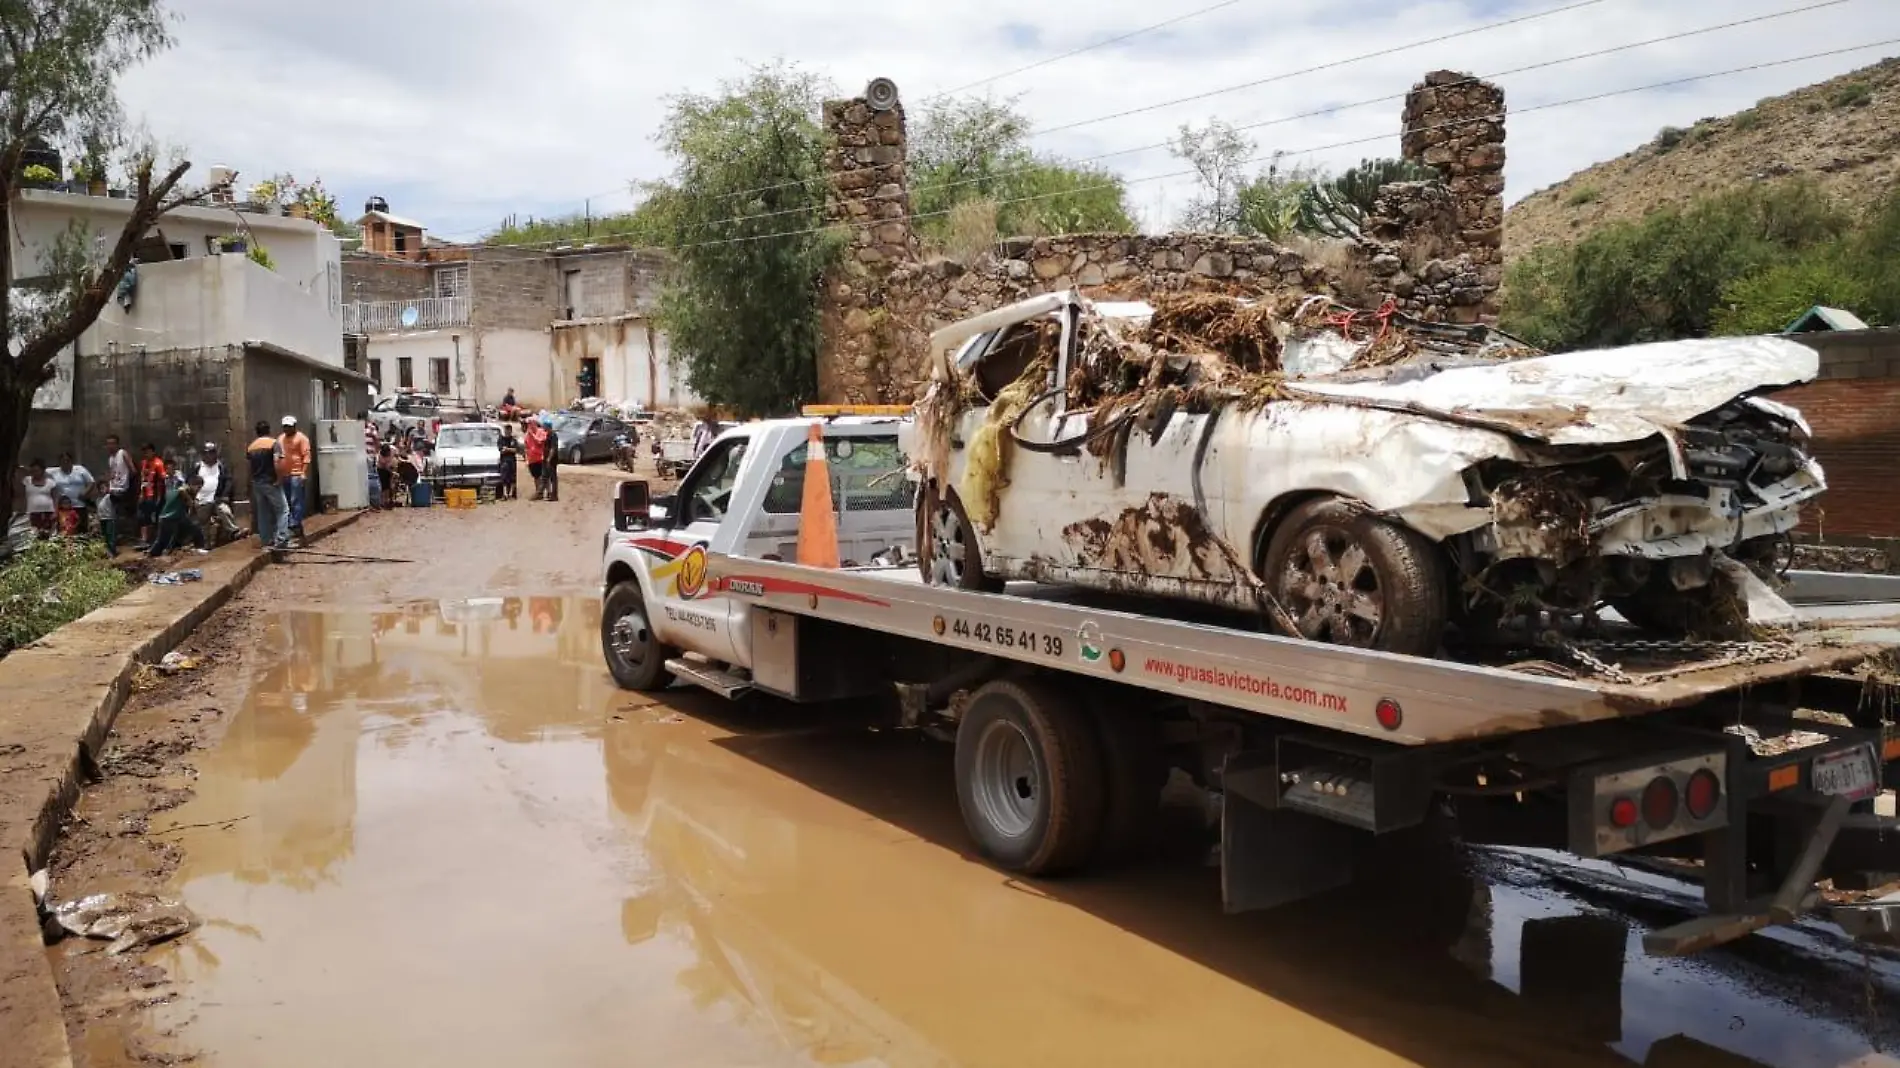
[796,422,840,569]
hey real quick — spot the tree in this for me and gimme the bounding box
[2,0,198,521]
[1170,119,1255,233]
[909,95,1133,247]
[1233,155,1321,241]
[486,194,674,248]
[649,63,836,417]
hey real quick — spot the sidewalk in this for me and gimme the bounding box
[0,510,365,1068]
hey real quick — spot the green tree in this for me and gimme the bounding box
[2,0,199,521]
[486,194,674,248]
[1170,119,1255,233]
[649,63,836,417]
[1501,179,1854,349]
[909,95,1133,247]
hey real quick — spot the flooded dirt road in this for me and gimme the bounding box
[46,475,1900,1067]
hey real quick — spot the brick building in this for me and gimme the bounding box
[340,202,696,411]
[1774,328,1900,566]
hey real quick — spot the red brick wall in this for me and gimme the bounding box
[1774,331,1900,542]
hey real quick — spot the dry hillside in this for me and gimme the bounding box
[1504,56,1900,263]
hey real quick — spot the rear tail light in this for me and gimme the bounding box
[1609,797,1639,829]
[1642,776,1679,829]
[1685,768,1722,820]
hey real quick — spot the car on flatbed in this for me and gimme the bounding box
[905,291,1827,657]
[599,407,1900,957]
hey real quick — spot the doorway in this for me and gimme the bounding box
[579,357,599,399]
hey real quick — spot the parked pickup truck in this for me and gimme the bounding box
[368,389,475,442]
[905,291,1826,658]
[600,408,1900,957]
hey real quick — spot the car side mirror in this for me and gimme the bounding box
[615,480,651,531]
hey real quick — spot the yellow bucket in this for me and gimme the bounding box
[445,488,478,510]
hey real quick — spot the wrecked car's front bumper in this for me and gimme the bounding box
[1592,465,1825,559]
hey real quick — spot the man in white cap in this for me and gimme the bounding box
[193,441,241,546]
[278,415,311,543]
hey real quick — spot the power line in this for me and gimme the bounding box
[460,0,1858,251]
[1028,0,1613,136]
[548,0,1620,225]
[409,36,1897,267]
[924,0,1248,100]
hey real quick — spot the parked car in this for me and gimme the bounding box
[369,389,478,441]
[550,412,630,465]
[903,291,1827,657]
[427,422,503,491]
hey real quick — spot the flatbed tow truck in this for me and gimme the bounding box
[600,409,1900,956]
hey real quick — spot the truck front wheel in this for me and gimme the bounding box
[601,581,674,691]
[954,678,1106,876]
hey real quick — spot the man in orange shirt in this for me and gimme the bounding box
[523,419,548,501]
[278,416,312,542]
[137,442,168,548]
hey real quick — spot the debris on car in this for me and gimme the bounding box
[905,290,1826,658]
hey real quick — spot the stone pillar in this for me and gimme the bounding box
[819,87,918,403]
[1401,70,1506,322]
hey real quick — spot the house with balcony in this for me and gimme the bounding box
[341,201,695,412]
[15,184,371,485]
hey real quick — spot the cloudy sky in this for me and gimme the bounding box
[115,0,1900,241]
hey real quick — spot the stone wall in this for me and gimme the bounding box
[1359,71,1507,323]
[819,95,918,404]
[815,71,1509,403]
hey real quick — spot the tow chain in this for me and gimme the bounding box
[1538,632,1802,686]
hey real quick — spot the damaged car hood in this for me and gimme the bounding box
[1289,335,1820,446]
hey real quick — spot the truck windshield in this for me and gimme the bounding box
[436,426,499,449]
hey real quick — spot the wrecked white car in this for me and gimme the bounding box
[903,291,1825,657]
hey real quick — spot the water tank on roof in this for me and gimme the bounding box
[365,196,389,215]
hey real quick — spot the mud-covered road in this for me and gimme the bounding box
[45,470,1900,1067]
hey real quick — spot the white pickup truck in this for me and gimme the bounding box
[599,410,1900,956]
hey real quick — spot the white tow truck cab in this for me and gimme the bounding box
[599,412,916,694]
[599,411,1900,957]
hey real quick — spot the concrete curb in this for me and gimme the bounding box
[0,511,366,1068]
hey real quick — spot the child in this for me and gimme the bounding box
[97,489,119,557]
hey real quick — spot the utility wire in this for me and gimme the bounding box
[452,0,1859,253]
[418,36,1898,266]
[515,0,1618,225]
[924,0,1248,100]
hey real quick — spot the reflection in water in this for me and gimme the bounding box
[133,600,1900,1068]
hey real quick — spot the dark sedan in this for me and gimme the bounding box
[551,413,632,464]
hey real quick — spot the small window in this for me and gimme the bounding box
[762,436,911,514]
[368,358,383,386]
[431,357,451,394]
[394,230,409,254]
[434,265,468,299]
[398,357,414,388]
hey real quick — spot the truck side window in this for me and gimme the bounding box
[762,436,912,514]
[679,439,747,523]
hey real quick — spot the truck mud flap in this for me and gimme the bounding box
[1220,750,1357,913]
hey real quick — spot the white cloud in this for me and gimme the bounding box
[114,0,1900,240]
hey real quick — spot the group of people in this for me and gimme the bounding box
[12,417,314,559]
[364,419,433,510]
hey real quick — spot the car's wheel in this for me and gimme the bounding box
[954,678,1107,876]
[1261,496,1446,657]
[918,484,1003,592]
[601,581,674,691]
[569,445,584,466]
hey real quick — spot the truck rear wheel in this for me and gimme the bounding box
[955,678,1106,876]
[1260,496,1446,657]
[602,581,674,691]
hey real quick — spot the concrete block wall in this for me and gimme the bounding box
[469,247,560,331]
[342,254,433,304]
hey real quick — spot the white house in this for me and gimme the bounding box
[10,188,345,368]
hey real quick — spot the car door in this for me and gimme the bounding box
[642,435,752,660]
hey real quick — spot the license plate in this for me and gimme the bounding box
[1812,747,1879,800]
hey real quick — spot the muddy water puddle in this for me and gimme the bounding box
[96,598,1900,1067]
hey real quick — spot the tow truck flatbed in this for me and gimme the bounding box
[703,555,1900,745]
[599,413,1900,956]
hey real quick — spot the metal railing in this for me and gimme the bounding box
[343,295,471,334]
